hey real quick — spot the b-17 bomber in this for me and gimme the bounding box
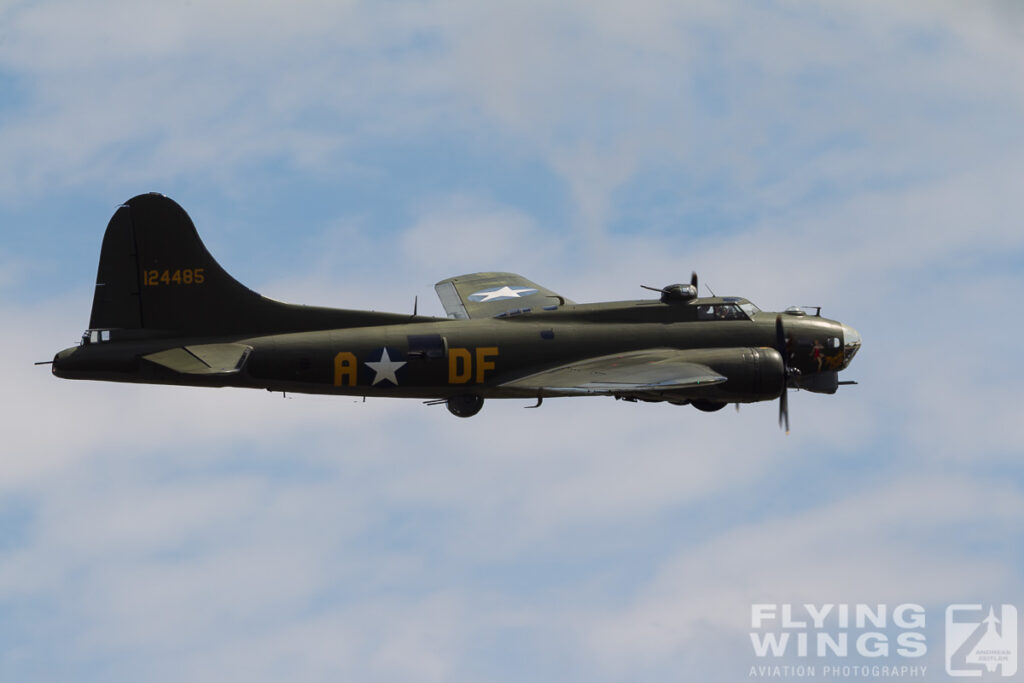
[50,194,861,429]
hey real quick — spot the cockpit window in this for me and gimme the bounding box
[697,304,748,321]
[739,302,760,318]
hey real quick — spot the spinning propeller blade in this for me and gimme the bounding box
[775,315,796,433]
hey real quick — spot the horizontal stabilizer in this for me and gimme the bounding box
[143,343,252,375]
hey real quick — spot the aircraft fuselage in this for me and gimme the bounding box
[54,305,852,405]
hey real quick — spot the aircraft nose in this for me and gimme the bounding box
[841,324,861,369]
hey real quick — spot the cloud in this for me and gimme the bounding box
[3,2,1024,681]
[4,0,1023,234]
[0,0,435,196]
[581,474,1024,677]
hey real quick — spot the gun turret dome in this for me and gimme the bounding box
[660,283,697,303]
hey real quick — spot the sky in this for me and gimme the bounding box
[2,1,1023,681]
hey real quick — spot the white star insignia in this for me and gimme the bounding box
[364,347,406,385]
[469,285,538,302]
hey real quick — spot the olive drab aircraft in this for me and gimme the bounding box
[49,194,862,430]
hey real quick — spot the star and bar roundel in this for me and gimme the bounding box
[364,347,406,385]
[467,285,538,303]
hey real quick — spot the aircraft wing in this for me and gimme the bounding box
[434,272,573,319]
[499,348,727,396]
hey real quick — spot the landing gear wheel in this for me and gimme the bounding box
[447,394,484,418]
[692,399,727,413]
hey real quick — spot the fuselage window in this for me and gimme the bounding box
[697,304,748,321]
[84,330,111,344]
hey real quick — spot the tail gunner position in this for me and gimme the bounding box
[50,194,861,429]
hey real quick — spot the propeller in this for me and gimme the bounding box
[691,271,698,292]
[775,315,800,433]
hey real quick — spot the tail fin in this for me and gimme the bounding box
[89,193,414,337]
[90,193,263,334]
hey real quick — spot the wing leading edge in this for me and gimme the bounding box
[434,272,573,319]
[500,348,727,396]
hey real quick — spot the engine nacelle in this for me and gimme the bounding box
[659,347,785,404]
